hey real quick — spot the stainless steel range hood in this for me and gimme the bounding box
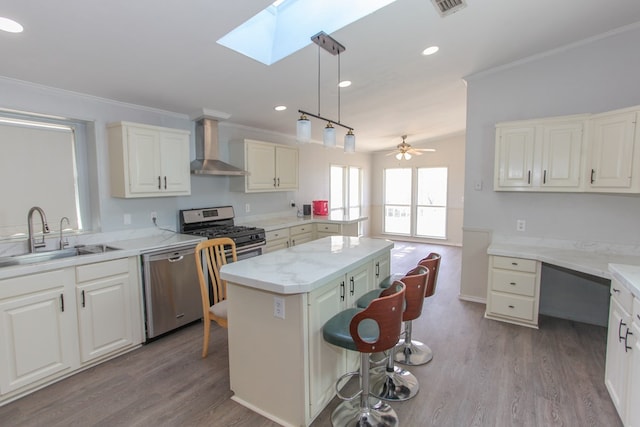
[190,117,248,176]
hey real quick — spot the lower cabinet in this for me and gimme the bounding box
[307,261,375,418]
[290,224,313,247]
[0,257,142,404]
[315,222,359,239]
[485,255,541,328]
[264,222,360,254]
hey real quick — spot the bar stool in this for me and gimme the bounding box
[356,266,429,401]
[395,252,441,366]
[322,281,406,427]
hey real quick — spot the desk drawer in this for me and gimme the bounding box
[491,269,536,297]
[492,256,537,273]
[488,292,535,321]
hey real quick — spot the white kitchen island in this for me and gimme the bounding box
[219,236,393,427]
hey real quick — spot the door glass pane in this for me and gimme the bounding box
[384,205,411,234]
[416,206,446,237]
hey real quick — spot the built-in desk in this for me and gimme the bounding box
[486,238,640,328]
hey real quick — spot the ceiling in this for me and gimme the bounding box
[2,0,640,152]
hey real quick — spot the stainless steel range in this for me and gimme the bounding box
[179,205,266,260]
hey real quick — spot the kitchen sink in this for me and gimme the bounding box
[0,244,121,268]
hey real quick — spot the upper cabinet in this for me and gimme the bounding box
[586,109,638,192]
[494,106,640,194]
[108,122,191,198]
[229,139,298,192]
[494,117,585,191]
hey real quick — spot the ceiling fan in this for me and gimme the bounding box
[387,135,436,160]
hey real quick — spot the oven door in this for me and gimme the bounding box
[235,244,263,261]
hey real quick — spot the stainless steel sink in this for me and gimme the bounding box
[0,244,121,268]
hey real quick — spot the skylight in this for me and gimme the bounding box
[217,0,396,65]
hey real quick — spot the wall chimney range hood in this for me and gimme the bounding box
[190,117,248,176]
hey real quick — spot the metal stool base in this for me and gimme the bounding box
[394,339,433,366]
[369,365,419,401]
[331,396,399,427]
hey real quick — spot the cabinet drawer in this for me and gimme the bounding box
[610,279,633,314]
[266,228,290,241]
[492,256,537,273]
[488,292,535,321]
[316,223,340,234]
[491,269,536,296]
[76,258,129,283]
[290,224,312,236]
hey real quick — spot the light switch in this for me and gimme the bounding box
[274,296,285,319]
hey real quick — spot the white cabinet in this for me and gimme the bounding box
[485,256,541,328]
[315,222,359,238]
[290,224,314,247]
[0,269,78,394]
[627,297,640,426]
[230,139,298,192]
[75,258,138,364]
[494,118,585,191]
[605,279,634,424]
[307,262,374,418]
[372,252,391,286]
[264,227,290,254]
[108,122,191,198]
[587,110,639,192]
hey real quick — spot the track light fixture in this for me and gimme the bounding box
[296,31,355,152]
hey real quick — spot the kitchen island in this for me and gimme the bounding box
[219,236,393,427]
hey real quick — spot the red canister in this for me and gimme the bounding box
[312,200,328,216]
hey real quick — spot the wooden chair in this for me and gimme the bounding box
[194,237,237,358]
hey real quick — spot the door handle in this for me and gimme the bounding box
[81,290,85,308]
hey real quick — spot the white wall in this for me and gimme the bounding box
[460,24,640,298]
[0,77,372,235]
[370,133,466,246]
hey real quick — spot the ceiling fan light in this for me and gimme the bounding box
[405,152,412,160]
[296,114,311,143]
[395,152,402,160]
[344,129,356,153]
[323,122,336,147]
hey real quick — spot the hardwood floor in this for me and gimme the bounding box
[0,241,621,426]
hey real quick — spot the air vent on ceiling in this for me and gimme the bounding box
[431,0,467,17]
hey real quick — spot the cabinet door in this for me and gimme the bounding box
[76,274,133,363]
[246,142,276,190]
[0,272,75,394]
[372,253,391,287]
[291,233,313,246]
[540,122,583,188]
[495,126,535,188]
[589,111,636,189]
[308,278,346,419]
[159,131,190,194]
[126,127,162,194]
[627,320,640,426]
[605,295,631,418]
[275,146,299,190]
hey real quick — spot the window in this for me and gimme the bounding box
[0,113,91,240]
[383,167,448,239]
[330,165,362,218]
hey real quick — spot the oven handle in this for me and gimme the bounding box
[168,255,185,262]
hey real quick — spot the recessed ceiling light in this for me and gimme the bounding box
[274,105,287,111]
[338,80,352,88]
[422,46,439,56]
[0,17,23,33]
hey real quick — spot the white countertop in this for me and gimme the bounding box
[609,264,640,299]
[236,213,368,231]
[220,236,393,294]
[0,230,204,280]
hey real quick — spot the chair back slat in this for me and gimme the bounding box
[195,237,237,306]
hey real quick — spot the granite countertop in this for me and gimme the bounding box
[0,230,204,280]
[236,213,368,232]
[609,264,640,299]
[220,236,392,294]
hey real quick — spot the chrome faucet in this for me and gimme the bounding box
[27,206,50,253]
[59,216,70,250]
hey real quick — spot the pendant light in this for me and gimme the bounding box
[296,31,355,152]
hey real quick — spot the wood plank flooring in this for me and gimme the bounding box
[0,241,621,426]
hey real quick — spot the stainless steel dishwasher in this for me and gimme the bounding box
[142,244,202,340]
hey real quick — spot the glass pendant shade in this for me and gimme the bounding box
[344,130,355,153]
[296,114,311,143]
[405,152,412,160]
[395,152,402,160]
[323,122,336,147]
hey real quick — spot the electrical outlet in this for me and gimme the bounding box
[516,219,526,232]
[245,203,250,213]
[123,213,131,225]
[273,296,285,319]
[150,211,157,223]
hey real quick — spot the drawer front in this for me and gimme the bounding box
[488,292,535,321]
[76,258,129,283]
[316,223,340,234]
[491,269,536,297]
[266,228,290,241]
[611,278,633,314]
[492,256,537,273]
[290,224,312,236]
